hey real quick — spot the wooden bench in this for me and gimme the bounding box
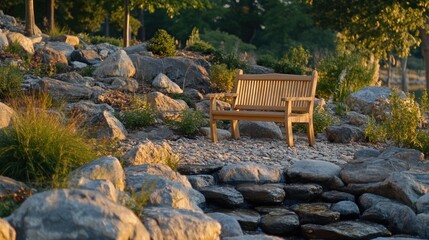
[206,70,318,146]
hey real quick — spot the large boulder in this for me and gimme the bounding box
[416,193,429,214]
[71,49,102,65]
[38,77,93,102]
[142,207,221,240]
[7,189,150,240]
[122,141,179,166]
[0,218,15,240]
[69,156,125,191]
[97,77,138,92]
[54,71,91,85]
[0,102,15,129]
[326,124,365,143]
[49,34,80,46]
[199,186,244,208]
[146,91,188,119]
[73,178,118,202]
[94,50,136,78]
[44,42,75,58]
[238,121,283,140]
[6,32,34,54]
[218,163,283,184]
[235,183,285,204]
[287,159,342,184]
[34,46,68,65]
[207,212,243,238]
[346,86,393,115]
[152,73,183,94]
[260,209,300,235]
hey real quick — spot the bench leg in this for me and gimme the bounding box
[210,119,218,143]
[307,119,315,146]
[285,120,294,147]
[231,120,240,139]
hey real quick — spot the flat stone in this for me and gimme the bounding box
[283,183,323,201]
[331,201,360,219]
[302,221,391,240]
[187,175,215,189]
[287,159,341,183]
[378,147,424,162]
[177,164,224,175]
[207,212,243,238]
[354,148,381,159]
[235,183,285,204]
[260,209,300,235]
[218,163,283,184]
[38,77,93,102]
[239,121,283,140]
[290,203,340,224]
[322,191,356,203]
[220,209,261,231]
[326,124,365,143]
[199,186,244,208]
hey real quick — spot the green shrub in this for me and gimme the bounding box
[0,64,24,99]
[122,181,156,218]
[201,29,256,53]
[169,109,207,137]
[313,105,339,133]
[117,96,156,130]
[90,35,123,47]
[78,66,95,77]
[210,51,249,71]
[274,46,311,75]
[0,94,96,184]
[257,54,277,69]
[364,116,387,143]
[4,41,29,60]
[185,28,215,54]
[210,64,236,92]
[147,29,176,57]
[317,51,376,102]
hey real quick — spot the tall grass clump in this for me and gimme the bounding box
[116,95,156,130]
[0,93,96,184]
[0,64,24,99]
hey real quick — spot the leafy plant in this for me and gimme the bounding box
[210,51,249,71]
[201,29,256,54]
[147,29,176,57]
[4,41,30,60]
[169,109,207,137]
[364,116,387,143]
[185,28,215,54]
[274,46,311,75]
[313,105,339,133]
[0,187,32,217]
[0,93,96,184]
[0,64,24,99]
[257,54,277,69]
[209,64,236,92]
[117,96,156,130]
[78,66,95,77]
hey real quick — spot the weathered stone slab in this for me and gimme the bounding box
[302,221,391,240]
[260,209,300,235]
[236,183,285,204]
[218,163,283,184]
[290,203,340,224]
[199,186,244,208]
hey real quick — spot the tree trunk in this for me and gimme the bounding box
[123,0,130,47]
[387,53,393,88]
[420,25,429,93]
[25,0,35,37]
[400,57,409,92]
[137,7,145,41]
[48,0,55,33]
[105,15,110,37]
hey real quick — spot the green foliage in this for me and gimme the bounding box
[169,109,207,137]
[364,116,387,143]
[4,41,30,60]
[47,25,70,37]
[170,93,195,108]
[121,181,156,219]
[78,66,95,77]
[0,94,96,183]
[185,28,215,54]
[274,46,311,74]
[210,52,249,71]
[317,51,376,102]
[147,29,176,57]
[0,187,32,217]
[257,54,278,69]
[313,105,338,133]
[210,64,236,92]
[201,29,256,54]
[0,64,24,99]
[117,96,156,130]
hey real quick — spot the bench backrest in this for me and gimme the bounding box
[232,70,318,112]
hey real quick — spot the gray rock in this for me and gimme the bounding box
[290,203,340,224]
[218,163,283,184]
[326,124,365,143]
[71,61,88,69]
[302,221,391,240]
[129,55,163,82]
[378,146,424,162]
[49,34,80,46]
[207,212,243,238]
[247,64,275,74]
[184,88,204,100]
[200,127,232,140]
[45,42,75,58]
[152,73,183,94]
[322,191,356,203]
[283,183,323,201]
[417,213,429,238]
[69,156,125,191]
[71,49,102,65]
[260,209,300,235]
[7,189,150,240]
[199,186,244,208]
[346,86,393,115]
[94,50,135,78]
[126,164,191,188]
[416,193,429,214]
[146,91,188,119]
[187,175,215,189]
[0,102,15,129]
[96,110,128,140]
[331,201,360,219]
[0,218,15,240]
[347,111,369,126]
[359,193,420,235]
[38,77,93,101]
[96,76,138,92]
[195,100,231,116]
[121,141,179,166]
[254,206,290,214]
[220,209,261,231]
[126,165,204,211]
[73,177,118,202]
[287,159,341,183]
[236,183,285,204]
[54,71,91,85]
[0,176,29,197]
[354,148,381,159]
[176,164,224,175]
[34,46,68,65]
[239,121,283,140]
[142,207,221,240]
[6,32,34,54]
[123,43,149,55]
[0,31,9,48]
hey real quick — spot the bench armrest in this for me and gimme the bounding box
[281,97,314,102]
[205,93,238,99]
